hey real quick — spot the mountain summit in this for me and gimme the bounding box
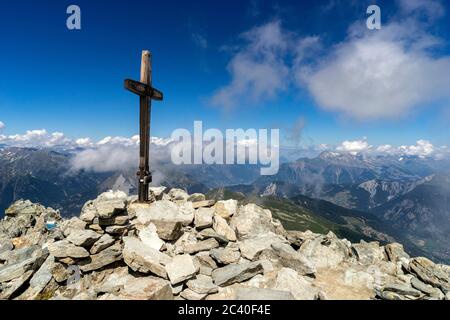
[1,188,449,300]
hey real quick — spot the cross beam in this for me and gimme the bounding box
[124,50,164,203]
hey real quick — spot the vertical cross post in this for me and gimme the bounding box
[138,50,152,202]
[124,50,163,203]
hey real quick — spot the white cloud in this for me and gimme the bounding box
[398,139,434,157]
[70,145,138,173]
[298,19,450,120]
[0,121,5,130]
[337,138,371,154]
[210,21,290,109]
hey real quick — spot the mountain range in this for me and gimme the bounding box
[0,145,449,263]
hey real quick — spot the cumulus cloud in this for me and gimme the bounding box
[337,138,371,154]
[0,121,5,130]
[398,139,434,157]
[210,21,290,109]
[298,18,450,120]
[213,2,450,121]
[0,129,73,147]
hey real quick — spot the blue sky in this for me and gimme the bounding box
[1,0,450,151]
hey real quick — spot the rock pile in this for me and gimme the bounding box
[1,187,449,300]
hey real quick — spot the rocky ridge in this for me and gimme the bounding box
[0,188,449,300]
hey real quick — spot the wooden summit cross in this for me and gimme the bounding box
[124,50,164,203]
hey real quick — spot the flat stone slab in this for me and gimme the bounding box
[66,229,102,247]
[212,261,264,287]
[48,240,90,259]
[165,254,199,285]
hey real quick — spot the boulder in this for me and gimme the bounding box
[48,240,90,259]
[409,257,450,293]
[299,232,351,269]
[168,188,189,202]
[151,220,183,241]
[411,277,444,299]
[186,274,218,294]
[99,215,129,226]
[138,224,165,251]
[183,238,220,254]
[230,204,275,240]
[194,208,214,229]
[180,288,207,300]
[192,200,216,209]
[0,270,34,299]
[81,191,127,221]
[66,229,102,247]
[212,215,236,242]
[17,255,55,300]
[122,237,170,278]
[210,244,241,265]
[238,233,287,261]
[197,228,229,244]
[0,247,48,283]
[352,241,385,265]
[214,200,238,219]
[105,225,129,235]
[274,268,318,300]
[271,242,316,276]
[90,234,115,255]
[188,193,206,202]
[382,283,422,297]
[385,243,410,262]
[120,276,173,300]
[149,187,168,201]
[135,200,194,227]
[212,261,264,287]
[79,243,123,273]
[165,254,199,285]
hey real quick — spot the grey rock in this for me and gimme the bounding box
[194,208,214,229]
[180,288,207,300]
[214,200,238,219]
[99,215,129,226]
[409,257,450,292]
[298,232,351,269]
[238,233,286,261]
[230,204,275,240]
[196,252,218,270]
[212,215,236,242]
[48,240,90,259]
[183,238,220,254]
[149,186,168,201]
[105,225,129,235]
[0,270,34,299]
[120,276,173,300]
[210,245,241,265]
[385,243,410,262]
[188,193,206,203]
[271,242,316,276]
[186,274,218,294]
[382,283,422,297]
[79,243,123,273]
[165,254,199,285]
[192,200,216,209]
[0,247,48,283]
[66,229,102,247]
[411,277,443,298]
[18,255,55,300]
[212,261,264,287]
[274,268,318,300]
[122,237,170,278]
[197,228,229,244]
[151,220,183,241]
[168,188,190,201]
[135,200,194,227]
[51,263,70,283]
[90,234,116,254]
[352,241,385,265]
